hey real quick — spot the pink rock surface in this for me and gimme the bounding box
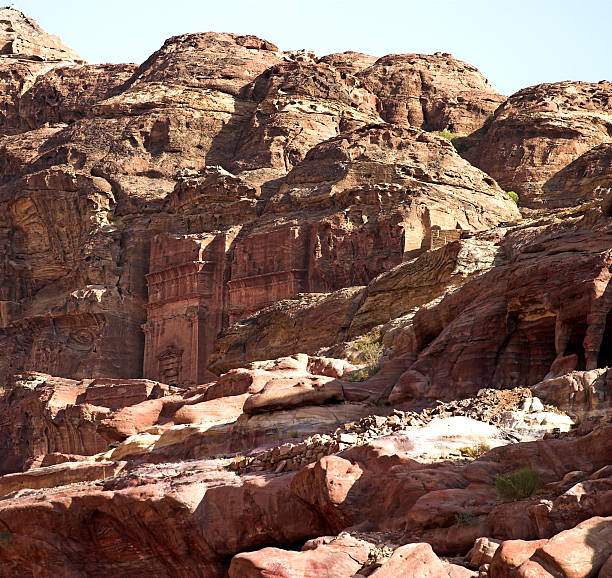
[370,542,448,578]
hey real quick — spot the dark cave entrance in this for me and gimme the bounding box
[564,320,588,371]
[597,310,612,368]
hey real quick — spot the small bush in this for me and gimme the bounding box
[495,467,540,502]
[435,129,455,142]
[344,365,381,382]
[508,191,519,204]
[345,331,383,381]
[454,512,477,526]
[355,331,383,366]
[459,442,491,459]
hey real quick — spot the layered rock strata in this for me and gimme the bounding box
[1,9,612,578]
[464,81,612,208]
[0,12,519,386]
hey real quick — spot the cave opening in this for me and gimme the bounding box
[597,310,612,368]
[564,320,588,371]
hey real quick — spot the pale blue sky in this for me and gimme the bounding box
[12,0,611,96]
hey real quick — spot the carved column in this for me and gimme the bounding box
[185,306,200,387]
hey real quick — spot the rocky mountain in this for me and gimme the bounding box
[463,81,612,209]
[0,9,610,578]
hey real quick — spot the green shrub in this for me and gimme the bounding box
[459,442,491,459]
[508,191,519,204]
[495,467,540,502]
[454,512,477,526]
[344,331,383,382]
[355,331,383,366]
[344,365,381,382]
[435,129,455,142]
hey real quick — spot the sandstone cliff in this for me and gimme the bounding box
[1,9,612,578]
[463,81,612,209]
[0,13,518,387]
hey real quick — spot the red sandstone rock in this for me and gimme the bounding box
[543,143,612,208]
[318,51,378,76]
[490,517,612,578]
[2,9,612,577]
[210,235,505,372]
[203,368,272,399]
[290,456,363,534]
[447,563,479,578]
[172,393,249,425]
[390,210,612,402]
[209,290,362,373]
[242,375,342,414]
[0,462,326,576]
[489,539,549,578]
[0,9,519,386]
[530,477,612,539]
[600,555,612,578]
[464,81,612,208]
[229,534,372,577]
[0,413,608,574]
[0,373,108,474]
[209,125,518,373]
[422,517,491,557]
[531,369,612,415]
[487,500,540,541]
[17,63,137,130]
[0,7,83,63]
[370,542,448,577]
[230,58,380,177]
[0,8,86,135]
[467,537,502,568]
[358,53,505,135]
[408,484,499,529]
[0,460,125,498]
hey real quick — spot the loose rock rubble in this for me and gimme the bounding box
[229,388,571,474]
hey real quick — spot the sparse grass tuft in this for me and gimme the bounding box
[454,512,477,526]
[435,129,455,142]
[344,365,381,382]
[495,467,540,502]
[355,331,383,366]
[344,331,383,382]
[459,442,491,459]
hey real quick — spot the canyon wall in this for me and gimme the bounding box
[0,8,519,386]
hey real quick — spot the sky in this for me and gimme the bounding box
[11,0,612,96]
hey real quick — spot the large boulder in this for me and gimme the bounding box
[490,516,612,578]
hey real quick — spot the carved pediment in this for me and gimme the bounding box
[157,347,183,362]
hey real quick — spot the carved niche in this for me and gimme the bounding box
[157,347,183,386]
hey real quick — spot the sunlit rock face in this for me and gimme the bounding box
[0,11,518,385]
[2,9,612,578]
[463,81,612,209]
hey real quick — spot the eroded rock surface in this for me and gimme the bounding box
[1,8,612,578]
[464,81,612,208]
[389,206,612,403]
[0,12,519,386]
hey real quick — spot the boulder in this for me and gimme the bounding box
[229,534,372,577]
[370,542,448,578]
